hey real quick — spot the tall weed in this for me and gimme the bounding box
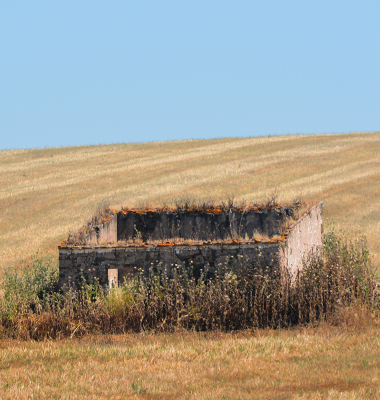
[1,254,58,320]
[0,229,378,340]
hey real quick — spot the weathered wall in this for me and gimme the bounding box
[86,214,118,245]
[58,243,281,289]
[117,207,293,242]
[282,203,323,276]
[59,204,323,288]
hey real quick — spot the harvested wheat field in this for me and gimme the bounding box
[1,319,380,399]
[1,131,379,273]
[1,131,380,399]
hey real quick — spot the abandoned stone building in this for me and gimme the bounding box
[58,201,323,289]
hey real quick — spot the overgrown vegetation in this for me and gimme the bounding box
[0,229,378,340]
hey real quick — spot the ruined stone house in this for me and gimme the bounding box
[58,201,323,288]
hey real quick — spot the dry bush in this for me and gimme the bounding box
[0,229,378,340]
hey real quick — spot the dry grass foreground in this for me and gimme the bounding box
[1,131,379,274]
[1,315,380,399]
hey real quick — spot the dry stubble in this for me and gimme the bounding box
[1,132,379,274]
[1,320,380,399]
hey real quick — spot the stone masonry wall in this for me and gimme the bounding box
[58,203,323,288]
[84,207,296,246]
[116,207,293,243]
[58,243,281,289]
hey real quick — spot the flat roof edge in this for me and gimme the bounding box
[58,241,284,252]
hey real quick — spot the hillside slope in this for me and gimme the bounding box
[0,132,379,273]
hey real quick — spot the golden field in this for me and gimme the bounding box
[0,131,379,273]
[1,317,380,399]
[1,132,380,399]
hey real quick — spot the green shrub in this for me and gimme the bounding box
[0,253,58,320]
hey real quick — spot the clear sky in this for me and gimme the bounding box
[1,1,379,150]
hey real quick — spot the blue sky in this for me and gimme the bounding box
[1,1,379,150]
